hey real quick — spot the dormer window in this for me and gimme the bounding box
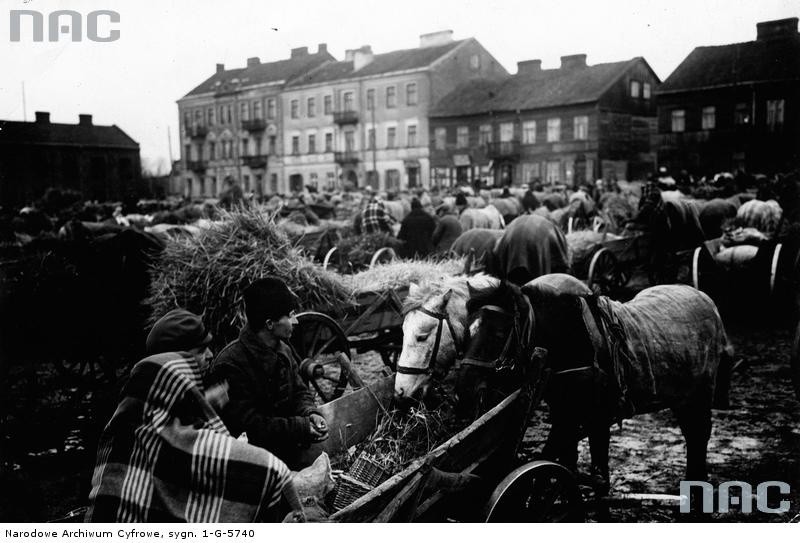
[630,80,641,98]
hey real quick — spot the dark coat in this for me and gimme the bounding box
[432,215,463,254]
[398,208,436,258]
[211,326,320,467]
[522,190,541,212]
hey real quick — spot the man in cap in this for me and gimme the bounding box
[211,277,328,469]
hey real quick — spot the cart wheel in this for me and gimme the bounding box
[322,247,338,271]
[691,245,719,294]
[587,248,626,294]
[290,312,352,403]
[370,247,396,269]
[769,243,783,296]
[482,460,584,523]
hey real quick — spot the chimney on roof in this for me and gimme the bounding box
[216,63,225,73]
[560,54,587,70]
[34,111,50,124]
[291,46,309,58]
[318,43,327,54]
[756,17,798,40]
[78,114,93,126]
[419,30,454,48]
[517,59,542,75]
[353,45,374,71]
[247,57,260,67]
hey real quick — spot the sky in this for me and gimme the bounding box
[1,0,797,174]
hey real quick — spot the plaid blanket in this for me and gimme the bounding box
[85,353,291,522]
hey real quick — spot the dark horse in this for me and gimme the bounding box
[459,273,732,492]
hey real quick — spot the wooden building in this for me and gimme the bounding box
[428,54,660,188]
[655,18,800,176]
[0,112,140,208]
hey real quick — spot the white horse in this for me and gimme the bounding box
[459,205,505,231]
[394,273,498,402]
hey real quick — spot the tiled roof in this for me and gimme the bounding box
[286,40,467,87]
[182,51,334,97]
[659,33,800,93]
[431,59,642,117]
[0,120,139,148]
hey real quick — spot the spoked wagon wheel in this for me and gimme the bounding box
[290,312,353,403]
[482,460,584,523]
[691,245,721,294]
[587,248,627,294]
[369,247,396,269]
[323,247,348,272]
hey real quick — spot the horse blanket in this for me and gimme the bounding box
[492,215,569,285]
[699,198,738,240]
[450,228,504,270]
[662,199,706,250]
[594,285,728,411]
[490,197,522,218]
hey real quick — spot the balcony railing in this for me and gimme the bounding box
[186,160,208,172]
[242,118,267,132]
[333,110,359,125]
[486,140,521,160]
[188,125,208,139]
[334,151,360,164]
[241,154,268,169]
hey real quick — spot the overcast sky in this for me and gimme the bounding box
[1,0,796,173]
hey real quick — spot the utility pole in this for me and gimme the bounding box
[370,90,377,190]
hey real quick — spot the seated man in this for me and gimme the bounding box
[212,278,328,469]
[86,309,304,522]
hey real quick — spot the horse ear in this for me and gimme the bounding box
[440,289,453,310]
[467,281,479,297]
[409,282,420,298]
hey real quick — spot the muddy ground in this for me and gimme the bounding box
[1,318,798,522]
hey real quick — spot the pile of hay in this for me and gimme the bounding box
[146,206,352,348]
[345,258,465,295]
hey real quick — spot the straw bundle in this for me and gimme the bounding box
[146,206,353,348]
[344,258,465,295]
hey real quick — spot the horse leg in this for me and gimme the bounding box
[673,400,712,482]
[540,414,580,474]
[588,422,611,497]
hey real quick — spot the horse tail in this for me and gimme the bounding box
[713,339,734,410]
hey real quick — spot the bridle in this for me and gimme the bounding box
[460,296,534,374]
[396,305,465,380]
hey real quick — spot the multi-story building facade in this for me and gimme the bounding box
[176,45,333,198]
[655,18,800,176]
[429,55,660,188]
[0,112,140,208]
[281,31,507,193]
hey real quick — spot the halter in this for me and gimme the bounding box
[396,305,464,380]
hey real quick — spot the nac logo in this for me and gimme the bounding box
[680,481,791,514]
[10,9,120,42]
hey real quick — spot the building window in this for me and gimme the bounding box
[366,89,375,111]
[208,142,215,160]
[522,121,537,144]
[434,127,447,150]
[241,138,249,155]
[470,54,480,70]
[643,83,651,99]
[226,105,232,124]
[671,109,686,132]
[386,86,396,108]
[767,99,785,130]
[254,136,262,155]
[326,171,336,189]
[387,126,397,148]
[243,175,250,192]
[325,132,333,152]
[343,91,354,112]
[456,126,469,148]
[734,102,751,125]
[702,106,716,130]
[479,124,492,145]
[547,118,560,142]
[407,125,417,147]
[499,122,514,142]
[308,134,316,154]
[324,95,332,115]
[309,173,318,189]
[573,116,588,140]
[630,80,641,98]
[307,97,316,118]
[268,135,276,154]
[291,136,300,155]
[386,169,401,190]
[344,130,355,152]
[183,111,191,130]
[406,83,418,106]
[270,173,278,193]
[367,127,376,149]
[546,161,561,183]
[253,100,263,119]
[290,100,299,119]
[195,109,203,125]
[240,102,249,121]
[207,108,215,126]
[217,107,224,125]
[267,99,276,119]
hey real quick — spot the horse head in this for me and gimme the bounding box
[394,274,497,405]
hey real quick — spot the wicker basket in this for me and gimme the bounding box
[330,474,374,512]
[348,453,390,487]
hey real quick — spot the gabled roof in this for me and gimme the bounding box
[659,33,800,93]
[0,119,139,149]
[286,40,467,87]
[431,58,648,117]
[182,51,335,98]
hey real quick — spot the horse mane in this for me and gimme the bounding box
[402,273,496,316]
